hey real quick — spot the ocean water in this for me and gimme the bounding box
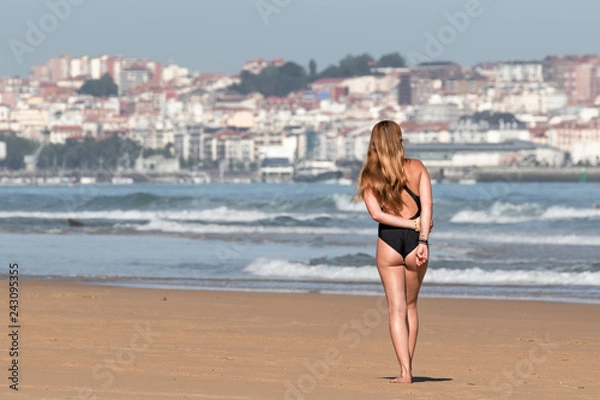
[1,181,599,304]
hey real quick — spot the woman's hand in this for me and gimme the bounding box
[414,217,434,232]
[416,243,428,267]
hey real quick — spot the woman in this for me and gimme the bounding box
[355,120,433,384]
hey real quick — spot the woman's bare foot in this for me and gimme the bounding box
[389,375,412,384]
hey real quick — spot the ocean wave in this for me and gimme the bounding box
[0,207,345,224]
[450,201,600,224]
[0,210,151,221]
[433,231,600,246]
[135,219,374,236]
[244,258,378,281]
[309,253,376,267]
[83,192,165,209]
[243,258,600,286]
[450,201,543,224]
[427,267,600,286]
[332,193,366,213]
[540,206,600,220]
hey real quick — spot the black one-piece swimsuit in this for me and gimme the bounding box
[377,186,422,259]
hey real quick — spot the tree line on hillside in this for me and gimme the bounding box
[230,52,406,97]
[36,135,141,170]
[0,133,182,171]
[0,133,39,170]
[77,73,119,97]
[74,53,406,99]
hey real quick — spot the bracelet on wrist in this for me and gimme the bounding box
[418,238,429,245]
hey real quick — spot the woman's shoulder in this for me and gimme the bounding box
[404,158,426,171]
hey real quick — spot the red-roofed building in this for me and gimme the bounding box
[241,58,287,75]
[547,121,600,165]
[543,55,600,105]
[49,125,84,144]
[262,96,298,110]
[401,121,451,144]
[528,126,550,145]
[82,108,115,122]
[310,78,346,91]
[401,121,451,132]
[242,59,270,75]
[1,91,16,109]
[39,83,77,102]
[272,58,286,67]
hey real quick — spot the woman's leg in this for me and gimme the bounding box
[376,238,412,383]
[403,250,428,370]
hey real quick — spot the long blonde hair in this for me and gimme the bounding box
[355,120,407,215]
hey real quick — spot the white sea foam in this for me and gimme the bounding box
[136,219,375,236]
[0,207,340,224]
[433,231,600,246]
[332,193,366,213]
[450,210,530,224]
[243,258,378,281]
[243,258,600,286]
[427,267,600,286]
[450,201,600,224]
[540,206,600,220]
[0,210,151,221]
[450,202,543,224]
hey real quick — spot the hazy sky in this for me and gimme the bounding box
[1,0,599,77]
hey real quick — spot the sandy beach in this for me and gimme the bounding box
[1,280,598,400]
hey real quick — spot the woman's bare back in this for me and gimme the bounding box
[399,159,424,219]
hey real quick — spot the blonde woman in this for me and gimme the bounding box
[355,120,433,383]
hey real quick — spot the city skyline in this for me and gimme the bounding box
[1,0,600,77]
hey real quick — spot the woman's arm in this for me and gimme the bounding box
[363,189,416,229]
[417,162,433,239]
[415,161,433,266]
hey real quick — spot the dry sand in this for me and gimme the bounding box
[1,280,598,400]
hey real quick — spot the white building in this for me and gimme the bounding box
[450,111,531,143]
[258,157,294,182]
[90,56,109,80]
[135,155,180,173]
[173,122,203,162]
[69,56,90,79]
[338,127,371,161]
[414,104,460,123]
[256,135,297,162]
[407,141,565,168]
[343,75,399,95]
[162,64,189,82]
[49,125,84,144]
[119,69,153,95]
[217,129,255,162]
[547,122,600,165]
[0,104,9,121]
[10,108,48,140]
[497,62,544,82]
